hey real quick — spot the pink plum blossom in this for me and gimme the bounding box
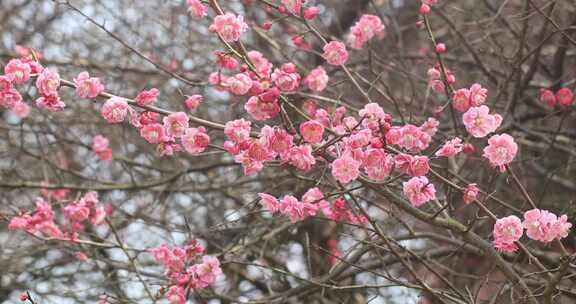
[140,123,167,144]
[225,119,252,143]
[435,43,446,53]
[303,66,329,92]
[419,117,439,137]
[209,13,249,42]
[482,133,518,172]
[288,145,316,171]
[36,94,65,112]
[188,255,222,288]
[225,73,253,95]
[135,88,159,106]
[73,71,104,99]
[347,14,385,49]
[214,51,239,70]
[279,195,318,222]
[234,150,264,175]
[4,59,31,84]
[402,176,436,207]
[163,112,189,138]
[300,120,325,144]
[362,148,394,180]
[302,187,327,205]
[493,215,523,252]
[396,124,431,152]
[245,96,280,120]
[101,97,129,123]
[0,75,12,92]
[394,153,430,177]
[271,63,301,92]
[463,183,479,204]
[259,193,281,213]
[260,126,294,158]
[462,105,502,138]
[158,142,182,157]
[185,95,203,110]
[331,156,361,184]
[321,198,366,224]
[186,0,208,18]
[248,51,273,76]
[181,127,210,154]
[166,286,186,304]
[35,68,61,96]
[74,252,89,262]
[139,111,160,125]
[359,102,387,130]
[435,137,463,157]
[0,89,22,109]
[452,88,471,112]
[469,83,488,106]
[323,41,349,66]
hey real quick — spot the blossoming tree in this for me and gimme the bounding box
[1,0,575,303]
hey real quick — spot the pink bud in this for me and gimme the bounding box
[539,89,556,107]
[556,88,574,107]
[462,143,475,154]
[261,21,272,30]
[420,4,431,15]
[304,6,320,20]
[436,43,446,54]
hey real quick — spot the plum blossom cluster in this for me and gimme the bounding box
[296,102,438,191]
[208,51,285,121]
[8,191,107,240]
[427,64,455,93]
[449,83,518,171]
[540,87,574,107]
[0,51,59,117]
[493,209,572,252]
[100,94,211,157]
[452,83,488,112]
[276,0,319,19]
[224,118,316,175]
[0,49,104,118]
[258,188,366,224]
[150,241,221,304]
[348,14,386,50]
